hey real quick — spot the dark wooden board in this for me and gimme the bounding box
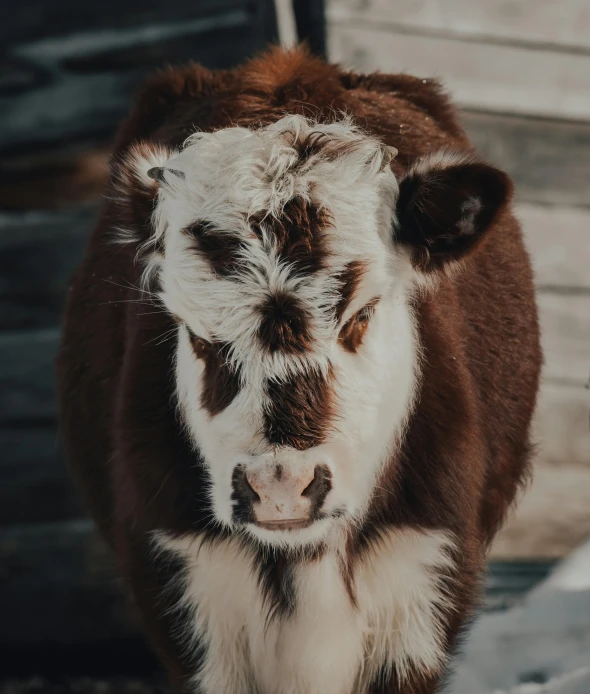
[0,145,109,211]
[0,207,96,330]
[0,426,85,526]
[0,1,278,154]
[293,0,327,57]
[0,329,59,423]
[1,0,254,47]
[0,521,129,643]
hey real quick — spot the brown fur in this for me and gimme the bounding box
[250,197,330,276]
[184,223,244,277]
[57,46,541,693]
[200,341,242,417]
[258,291,313,354]
[263,366,334,450]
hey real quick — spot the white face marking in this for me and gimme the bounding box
[126,115,421,549]
[155,527,456,694]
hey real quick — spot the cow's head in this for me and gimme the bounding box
[121,115,510,548]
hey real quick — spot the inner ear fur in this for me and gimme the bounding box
[109,141,171,243]
[394,151,512,272]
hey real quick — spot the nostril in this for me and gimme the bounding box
[301,464,332,505]
[232,465,261,503]
[301,472,317,498]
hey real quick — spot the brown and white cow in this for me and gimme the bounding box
[57,48,541,694]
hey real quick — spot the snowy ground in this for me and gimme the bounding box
[447,540,590,694]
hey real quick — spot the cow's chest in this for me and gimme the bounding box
[156,529,455,694]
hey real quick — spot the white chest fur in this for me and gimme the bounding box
[155,528,455,694]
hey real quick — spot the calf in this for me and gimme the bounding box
[57,48,541,694]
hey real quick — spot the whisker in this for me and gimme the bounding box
[155,332,179,346]
[142,327,178,347]
[102,277,159,298]
[97,298,156,306]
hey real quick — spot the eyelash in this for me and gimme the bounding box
[185,324,209,359]
[355,304,375,324]
[337,300,378,352]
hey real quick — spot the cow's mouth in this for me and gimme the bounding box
[254,519,314,531]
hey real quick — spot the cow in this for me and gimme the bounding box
[56,47,542,694]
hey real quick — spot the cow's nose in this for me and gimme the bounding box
[231,464,332,530]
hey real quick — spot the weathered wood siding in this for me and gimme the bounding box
[328,0,590,121]
[328,0,590,558]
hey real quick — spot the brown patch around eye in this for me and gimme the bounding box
[184,326,241,415]
[184,222,243,277]
[338,300,378,354]
[334,260,366,322]
[201,341,242,416]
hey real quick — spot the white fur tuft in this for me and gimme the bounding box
[154,527,456,693]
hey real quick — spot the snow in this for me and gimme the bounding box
[446,540,590,694]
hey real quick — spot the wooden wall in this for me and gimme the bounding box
[328,0,590,558]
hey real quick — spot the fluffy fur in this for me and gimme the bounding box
[155,526,456,694]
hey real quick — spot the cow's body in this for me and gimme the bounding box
[57,49,541,694]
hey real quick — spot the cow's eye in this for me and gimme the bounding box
[338,300,378,353]
[186,326,210,359]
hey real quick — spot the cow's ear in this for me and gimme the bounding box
[394,152,512,272]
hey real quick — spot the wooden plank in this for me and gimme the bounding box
[493,463,590,558]
[0,427,86,526]
[485,560,556,610]
[538,294,590,386]
[293,0,327,57]
[0,520,139,649]
[328,0,590,51]
[0,207,96,330]
[517,204,590,289]
[463,111,590,208]
[0,145,109,210]
[534,382,590,467]
[1,46,226,154]
[328,22,590,121]
[0,329,58,423]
